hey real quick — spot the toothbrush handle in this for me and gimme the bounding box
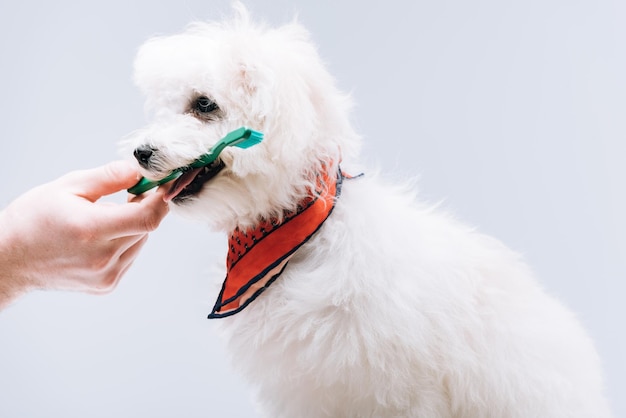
[127,177,159,195]
[127,170,181,195]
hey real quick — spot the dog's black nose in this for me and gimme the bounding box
[134,145,155,168]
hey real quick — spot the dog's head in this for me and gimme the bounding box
[123,7,360,231]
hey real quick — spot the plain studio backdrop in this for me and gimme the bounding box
[0,1,624,416]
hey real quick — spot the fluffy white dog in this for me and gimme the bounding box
[125,6,612,418]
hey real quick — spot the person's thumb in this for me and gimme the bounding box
[60,160,143,201]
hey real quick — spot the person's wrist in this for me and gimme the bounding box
[0,211,15,307]
[0,208,31,308]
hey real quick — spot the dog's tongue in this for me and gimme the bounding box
[163,168,202,201]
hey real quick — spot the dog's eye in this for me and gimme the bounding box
[195,96,219,113]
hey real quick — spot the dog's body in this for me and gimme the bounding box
[125,7,611,417]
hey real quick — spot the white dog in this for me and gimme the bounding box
[125,6,612,418]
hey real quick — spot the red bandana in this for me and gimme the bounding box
[208,167,345,318]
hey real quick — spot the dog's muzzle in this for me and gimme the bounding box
[131,144,225,202]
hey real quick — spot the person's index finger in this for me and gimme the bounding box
[61,160,143,202]
[95,190,170,238]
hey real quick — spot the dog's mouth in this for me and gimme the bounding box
[163,159,226,202]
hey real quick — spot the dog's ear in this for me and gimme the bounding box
[231,59,274,126]
[237,62,259,95]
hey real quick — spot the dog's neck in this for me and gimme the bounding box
[208,166,345,318]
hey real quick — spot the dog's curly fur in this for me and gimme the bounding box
[124,5,612,417]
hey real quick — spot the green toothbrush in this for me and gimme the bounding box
[128,127,263,195]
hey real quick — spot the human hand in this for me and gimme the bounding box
[0,160,169,308]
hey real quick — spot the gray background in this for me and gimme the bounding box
[0,0,624,416]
